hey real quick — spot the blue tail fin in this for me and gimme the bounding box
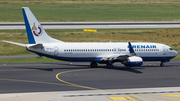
[22,7,64,44]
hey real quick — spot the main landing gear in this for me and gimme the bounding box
[107,60,114,69]
[106,63,114,69]
[90,62,98,68]
[160,61,164,67]
[90,62,114,69]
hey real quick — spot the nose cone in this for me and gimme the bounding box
[174,50,178,56]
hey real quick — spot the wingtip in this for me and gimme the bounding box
[2,40,7,42]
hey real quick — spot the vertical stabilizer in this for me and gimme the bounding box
[22,7,64,44]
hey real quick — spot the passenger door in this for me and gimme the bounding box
[163,46,166,55]
[54,46,59,56]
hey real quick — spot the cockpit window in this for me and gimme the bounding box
[169,48,173,50]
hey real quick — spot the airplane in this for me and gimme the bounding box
[3,7,178,68]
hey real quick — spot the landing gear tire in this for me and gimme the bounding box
[106,64,114,69]
[160,62,164,67]
[90,62,98,68]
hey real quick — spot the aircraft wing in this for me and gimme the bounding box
[101,54,129,61]
[116,55,129,60]
[101,42,136,61]
[2,40,26,47]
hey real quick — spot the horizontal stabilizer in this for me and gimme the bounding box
[28,44,43,48]
[3,40,26,47]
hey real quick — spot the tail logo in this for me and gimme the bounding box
[32,23,43,37]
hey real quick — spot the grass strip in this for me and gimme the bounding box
[0,56,61,63]
[0,3,180,22]
[1,28,180,56]
[173,53,180,60]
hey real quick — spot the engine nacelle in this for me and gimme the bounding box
[122,56,143,66]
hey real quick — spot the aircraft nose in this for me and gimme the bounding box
[174,51,178,56]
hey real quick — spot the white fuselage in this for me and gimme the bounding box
[27,42,178,62]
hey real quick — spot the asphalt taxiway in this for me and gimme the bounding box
[0,60,180,94]
[1,61,180,101]
[1,21,180,29]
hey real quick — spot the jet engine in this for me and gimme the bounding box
[122,56,143,66]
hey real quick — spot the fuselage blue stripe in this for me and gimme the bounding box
[142,57,174,61]
[28,49,102,62]
[28,49,175,62]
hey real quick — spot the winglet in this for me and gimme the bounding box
[128,42,136,56]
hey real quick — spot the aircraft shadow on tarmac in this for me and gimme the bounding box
[14,64,143,74]
[15,66,89,71]
[112,67,143,74]
[14,67,53,71]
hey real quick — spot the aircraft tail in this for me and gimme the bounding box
[22,7,64,44]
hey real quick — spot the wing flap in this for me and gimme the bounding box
[101,54,128,61]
